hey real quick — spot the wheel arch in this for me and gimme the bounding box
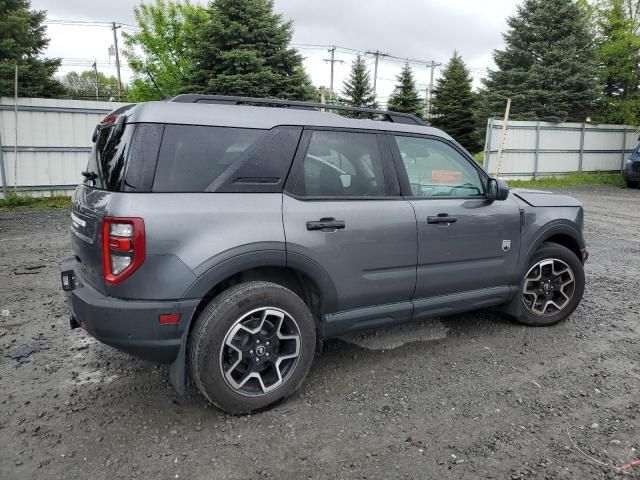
[522,221,585,268]
[501,221,585,318]
[169,251,338,394]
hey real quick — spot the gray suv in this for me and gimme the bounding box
[61,95,587,413]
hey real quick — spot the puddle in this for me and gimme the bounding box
[65,332,119,386]
[340,319,449,350]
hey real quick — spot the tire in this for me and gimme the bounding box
[626,179,638,188]
[188,281,316,414]
[515,243,585,326]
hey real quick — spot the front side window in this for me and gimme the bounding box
[294,130,386,197]
[394,136,484,197]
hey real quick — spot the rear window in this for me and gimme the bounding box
[85,124,135,191]
[152,125,265,192]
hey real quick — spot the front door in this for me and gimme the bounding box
[283,129,417,334]
[388,134,522,316]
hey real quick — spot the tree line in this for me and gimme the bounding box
[1,0,639,154]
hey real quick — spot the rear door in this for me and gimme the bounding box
[283,129,417,333]
[387,134,522,316]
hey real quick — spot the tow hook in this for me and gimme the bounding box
[69,316,81,330]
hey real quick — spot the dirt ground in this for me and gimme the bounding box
[0,186,639,480]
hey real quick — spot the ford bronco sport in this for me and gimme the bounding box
[61,95,587,413]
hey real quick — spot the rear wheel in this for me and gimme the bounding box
[516,243,585,326]
[189,281,316,414]
[626,179,638,188]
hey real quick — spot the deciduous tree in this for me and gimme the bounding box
[123,0,206,101]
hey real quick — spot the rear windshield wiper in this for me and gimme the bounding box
[81,171,98,183]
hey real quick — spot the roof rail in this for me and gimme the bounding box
[169,94,427,126]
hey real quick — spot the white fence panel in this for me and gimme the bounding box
[0,97,128,198]
[483,118,638,180]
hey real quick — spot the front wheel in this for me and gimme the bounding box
[626,179,638,188]
[515,243,585,326]
[189,281,316,414]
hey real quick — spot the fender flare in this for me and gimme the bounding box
[502,221,585,318]
[169,248,338,394]
[521,220,584,269]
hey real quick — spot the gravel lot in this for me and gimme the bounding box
[0,186,639,480]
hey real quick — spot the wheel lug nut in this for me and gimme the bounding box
[256,339,260,344]
[249,350,253,355]
[266,353,270,357]
[266,341,270,346]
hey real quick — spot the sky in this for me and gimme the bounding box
[31,0,521,105]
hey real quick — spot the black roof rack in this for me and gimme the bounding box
[169,94,427,126]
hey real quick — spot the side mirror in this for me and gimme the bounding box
[487,178,510,201]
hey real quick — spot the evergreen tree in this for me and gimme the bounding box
[594,0,640,124]
[185,0,316,100]
[430,52,481,153]
[0,0,65,97]
[482,0,599,123]
[341,55,377,118]
[387,63,424,118]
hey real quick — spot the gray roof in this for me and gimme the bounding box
[126,101,451,140]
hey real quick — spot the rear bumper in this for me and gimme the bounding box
[61,257,199,364]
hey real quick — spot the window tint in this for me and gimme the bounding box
[153,125,265,192]
[294,131,386,197]
[86,124,135,191]
[394,136,483,197]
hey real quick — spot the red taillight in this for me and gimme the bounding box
[102,217,145,285]
[101,113,118,125]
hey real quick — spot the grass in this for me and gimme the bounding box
[507,172,625,189]
[0,193,70,210]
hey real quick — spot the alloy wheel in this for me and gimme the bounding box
[220,307,301,397]
[522,258,575,316]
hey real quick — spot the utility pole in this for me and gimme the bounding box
[111,22,123,101]
[92,60,99,101]
[14,64,18,193]
[365,50,388,96]
[425,60,436,119]
[323,46,343,102]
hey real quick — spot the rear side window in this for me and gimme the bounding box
[153,125,279,193]
[86,124,135,191]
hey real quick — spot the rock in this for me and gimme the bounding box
[590,423,599,429]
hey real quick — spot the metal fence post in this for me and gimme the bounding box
[621,129,628,171]
[533,121,541,180]
[484,118,493,170]
[579,122,586,172]
[0,130,7,200]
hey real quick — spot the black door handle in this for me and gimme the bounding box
[306,218,346,231]
[427,214,457,224]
